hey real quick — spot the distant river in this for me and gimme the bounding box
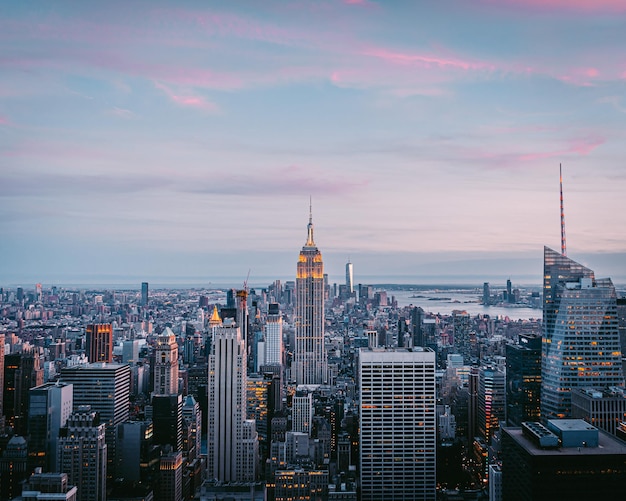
[385,288,541,320]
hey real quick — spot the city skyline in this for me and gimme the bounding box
[2,1,626,285]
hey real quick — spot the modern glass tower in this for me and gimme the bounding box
[541,247,624,420]
[293,208,327,385]
[345,260,354,294]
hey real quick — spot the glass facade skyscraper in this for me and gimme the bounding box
[541,246,624,420]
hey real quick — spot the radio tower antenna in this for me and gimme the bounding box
[560,163,567,256]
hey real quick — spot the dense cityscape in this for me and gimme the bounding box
[1,208,626,501]
[3,4,626,500]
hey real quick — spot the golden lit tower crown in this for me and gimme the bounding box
[294,202,327,385]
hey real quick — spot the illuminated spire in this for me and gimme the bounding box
[306,197,315,247]
[209,305,222,326]
[560,164,567,256]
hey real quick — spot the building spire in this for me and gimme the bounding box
[306,197,315,246]
[560,163,567,256]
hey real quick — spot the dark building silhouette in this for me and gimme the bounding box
[0,435,28,501]
[502,420,626,500]
[3,349,43,435]
[506,333,542,426]
[151,393,183,452]
[141,282,149,306]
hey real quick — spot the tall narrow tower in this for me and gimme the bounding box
[207,323,257,482]
[345,260,354,294]
[294,205,327,385]
[560,164,567,257]
[540,167,624,420]
[153,327,179,396]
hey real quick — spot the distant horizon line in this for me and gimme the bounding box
[3,276,626,291]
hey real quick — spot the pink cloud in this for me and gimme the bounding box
[154,82,219,112]
[363,47,494,72]
[0,115,9,125]
[484,0,626,12]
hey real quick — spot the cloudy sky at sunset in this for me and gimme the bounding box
[2,0,626,287]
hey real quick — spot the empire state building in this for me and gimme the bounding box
[293,208,327,385]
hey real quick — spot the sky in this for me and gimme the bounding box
[2,0,626,287]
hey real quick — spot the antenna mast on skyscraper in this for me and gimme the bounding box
[560,163,567,256]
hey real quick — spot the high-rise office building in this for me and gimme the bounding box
[122,339,140,363]
[141,282,149,306]
[502,420,626,500]
[157,450,183,501]
[478,365,506,444]
[0,436,29,501]
[207,323,258,482]
[3,348,43,435]
[116,421,160,486]
[27,382,73,472]
[59,363,130,479]
[345,260,354,294]
[359,347,436,501]
[541,247,624,420]
[506,334,542,426]
[152,393,183,452]
[292,389,313,436]
[246,374,270,460]
[153,327,179,396]
[452,310,473,364]
[0,333,4,430]
[182,395,202,461]
[57,406,107,501]
[411,307,425,347]
[483,282,490,305]
[85,324,113,364]
[294,209,327,385]
[264,303,283,367]
[571,386,626,437]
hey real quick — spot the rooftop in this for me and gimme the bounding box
[503,426,626,456]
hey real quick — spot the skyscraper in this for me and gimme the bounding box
[57,406,107,501]
[85,324,113,364]
[0,333,4,430]
[3,347,43,435]
[478,365,506,444]
[141,282,149,306]
[207,322,258,482]
[152,393,183,452]
[182,395,202,461]
[359,347,436,501]
[153,327,179,396]
[541,247,624,420]
[264,303,283,367]
[506,334,542,426]
[27,382,73,473]
[59,363,130,479]
[345,260,354,294]
[294,207,327,385]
